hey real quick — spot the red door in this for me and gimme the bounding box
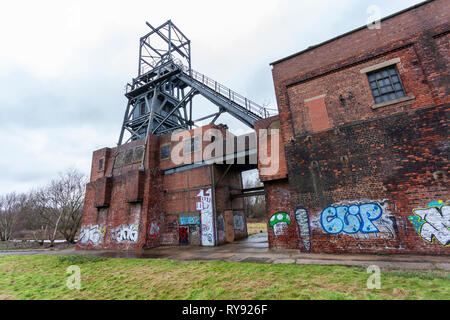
[179,227,189,245]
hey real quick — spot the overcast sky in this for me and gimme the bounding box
[0,0,422,194]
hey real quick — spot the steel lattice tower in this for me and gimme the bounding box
[118,20,275,147]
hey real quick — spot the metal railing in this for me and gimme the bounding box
[125,59,278,119]
[174,61,276,119]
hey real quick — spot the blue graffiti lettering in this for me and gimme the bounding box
[321,203,382,235]
[180,216,200,226]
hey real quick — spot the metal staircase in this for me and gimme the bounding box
[177,64,273,127]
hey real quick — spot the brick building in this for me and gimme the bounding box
[77,124,251,250]
[262,0,449,254]
[78,0,448,255]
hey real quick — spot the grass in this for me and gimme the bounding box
[0,255,448,300]
[247,223,267,236]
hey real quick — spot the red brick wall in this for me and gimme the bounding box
[264,0,450,254]
[78,123,249,250]
[254,116,288,181]
[272,0,449,146]
[162,166,212,246]
[265,180,299,250]
[266,104,449,254]
[272,0,449,87]
[77,135,164,250]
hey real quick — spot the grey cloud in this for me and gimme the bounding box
[0,0,424,194]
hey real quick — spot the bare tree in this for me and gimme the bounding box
[23,197,50,245]
[0,192,26,241]
[31,168,87,246]
[243,171,266,220]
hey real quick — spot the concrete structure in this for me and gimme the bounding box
[263,0,449,254]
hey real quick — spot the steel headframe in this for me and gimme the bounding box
[117,20,277,148]
[139,20,191,76]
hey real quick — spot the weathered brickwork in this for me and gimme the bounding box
[265,0,449,254]
[281,104,448,254]
[77,124,248,251]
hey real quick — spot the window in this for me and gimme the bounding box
[123,149,134,166]
[133,147,145,163]
[367,66,406,104]
[114,152,124,168]
[98,158,104,171]
[161,144,170,160]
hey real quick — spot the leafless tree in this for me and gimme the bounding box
[23,199,50,245]
[31,168,87,246]
[243,171,266,220]
[0,192,26,241]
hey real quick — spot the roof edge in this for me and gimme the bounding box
[270,0,434,66]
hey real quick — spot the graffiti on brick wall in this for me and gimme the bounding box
[78,225,106,245]
[321,203,382,234]
[196,189,215,246]
[217,215,225,243]
[233,214,245,232]
[148,223,160,240]
[179,226,189,245]
[189,225,201,245]
[217,215,225,232]
[294,206,311,252]
[111,224,139,243]
[180,216,200,226]
[409,201,450,247]
[313,200,397,239]
[270,212,291,236]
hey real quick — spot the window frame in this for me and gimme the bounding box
[160,143,171,160]
[98,157,105,172]
[367,65,407,105]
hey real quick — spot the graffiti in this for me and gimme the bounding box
[112,224,139,243]
[196,189,215,246]
[180,216,200,226]
[189,225,201,246]
[149,223,160,239]
[167,221,178,232]
[233,214,245,232]
[217,215,225,232]
[78,225,106,245]
[294,206,311,252]
[409,201,450,247]
[217,215,226,243]
[179,226,189,245]
[321,203,382,234]
[270,212,291,236]
[311,200,396,239]
[321,201,385,235]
